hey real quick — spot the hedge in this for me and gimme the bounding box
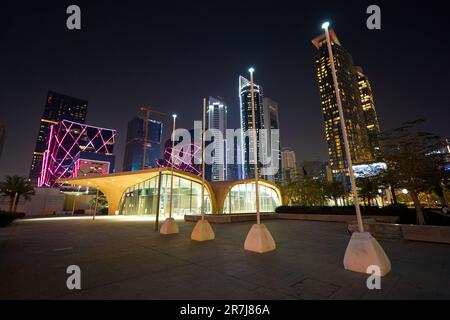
[0,211,25,227]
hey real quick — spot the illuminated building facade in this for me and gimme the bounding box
[73,151,115,178]
[239,76,264,180]
[312,29,374,183]
[206,96,228,181]
[157,129,202,176]
[29,91,88,185]
[39,120,116,187]
[356,67,381,160]
[60,167,282,217]
[122,116,163,172]
[281,147,297,184]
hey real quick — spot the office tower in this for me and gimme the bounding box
[226,135,243,181]
[0,124,6,162]
[123,116,163,172]
[301,160,328,181]
[356,67,381,160]
[312,29,374,182]
[263,97,282,184]
[205,97,227,181]
[281,147,298,184]
[39,120,116,187]
[29,91,88,185]
[239,75,264,179]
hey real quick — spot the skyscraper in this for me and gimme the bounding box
[29,91,88,185]
[281,147,297,184]
[356,67,381,160]
[312,29,374,182]
[262,97,282,184]
[206,97,227,181]
[39,120,116,187]
[122,117,163,171]
[0,124,6,162]
[239,75,264,179]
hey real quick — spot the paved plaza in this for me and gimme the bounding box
[0,216,449,299]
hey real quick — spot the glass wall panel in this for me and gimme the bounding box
[223,182,281,214]
[119,173,211,218]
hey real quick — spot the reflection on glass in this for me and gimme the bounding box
[119,173,211,218]
[223,183,280,214]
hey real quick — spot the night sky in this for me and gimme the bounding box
[1,0,449,178]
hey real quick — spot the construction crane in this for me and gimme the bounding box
[140,107,169,170]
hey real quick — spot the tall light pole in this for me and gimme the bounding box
[243,67,276,253]
[169,113,177,219]
[249,67,261,225]
[191,97,215,241]
[321,21,390,275]
[141,107,150,170]
[160,113,180,234]
[321,21,364,232]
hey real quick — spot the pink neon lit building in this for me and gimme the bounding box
[157,143,202,176]
[39,120,116,187]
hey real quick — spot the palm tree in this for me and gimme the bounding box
[0,175,35,212]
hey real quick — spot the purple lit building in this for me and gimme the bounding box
[39,120,116,187]
[157,129,202,176]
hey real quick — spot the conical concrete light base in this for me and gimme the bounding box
[244,224,276,253]
[191,219,215,241]
[160,217,179,235]
[344,232,391,276]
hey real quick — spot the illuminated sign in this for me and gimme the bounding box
[353,162,387,178]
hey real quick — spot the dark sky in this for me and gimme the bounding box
[1,0,449,178]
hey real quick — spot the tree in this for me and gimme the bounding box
[380,119,445,225]
[357,176,382,206]
[324,180,346,206]
[0,175,35,212]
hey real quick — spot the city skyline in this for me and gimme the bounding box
[1,1,449,179]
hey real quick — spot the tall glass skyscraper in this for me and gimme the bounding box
[312,29,375,183]
[29,91,88,185]
[122,117,163,171]
[239,75,264,179]
[262,97,282,184]
[281,147,297,184]
[356,67,381,160]
[206,96,227,181]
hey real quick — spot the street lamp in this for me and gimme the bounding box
[322,21,390,275]
[160,113,180,234]
[243,67,276,253]
[191,97,215,241]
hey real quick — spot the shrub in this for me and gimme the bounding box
[73,209,85,215]
[0,211,25,227]
[380,203,408,214]
[424,210,450,226]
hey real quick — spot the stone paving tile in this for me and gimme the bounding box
[0,218,449,299]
